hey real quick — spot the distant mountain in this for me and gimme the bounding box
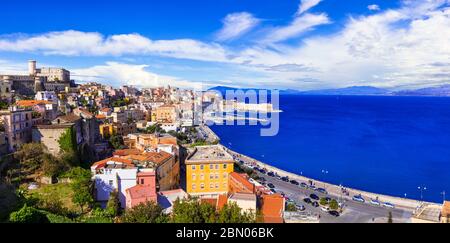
[394,84,450,96]
[297,86,391,96]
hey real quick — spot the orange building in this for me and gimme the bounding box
[260,194,285,223]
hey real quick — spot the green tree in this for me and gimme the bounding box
[285,203,297,212]
[329,199,339,210]
[109,134,125,149]
[121,201,167,223]
[106,190,121,217]
[61,167,92,181]
[41,153,69,177]
[217,202,255,223]
[9,204,49,223]
[14,143,47,173]
[71,176,94,213]
[171,197,216,223]
[58,127,80,166]
[319,198,328,206]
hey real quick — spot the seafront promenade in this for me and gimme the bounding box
[199,125,438,212]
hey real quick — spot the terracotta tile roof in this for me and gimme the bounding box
[443,201,450,217]
[91,157,134,169]
[261,194,284,223]
[217,194,228,211]
[113,149,142,156]
[95,114,106,119]
[230,172,255,193]
[100,107,111,112]
[126,184,156,199]
[16,100,52,107]
[143,150,173,164]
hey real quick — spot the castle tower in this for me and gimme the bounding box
[28,60,37,76]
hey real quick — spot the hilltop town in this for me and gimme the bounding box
[0,61,285,223]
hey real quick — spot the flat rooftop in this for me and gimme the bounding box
[186,145,233,164]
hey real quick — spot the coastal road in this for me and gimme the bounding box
[261,174,412,223]
[226,147,413,223]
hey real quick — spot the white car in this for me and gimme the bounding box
[370,199,381,206]
[383,202,395,208]
[320,206,329,212]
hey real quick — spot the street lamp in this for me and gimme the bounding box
[441,191,446,202]
[418,186,427,201]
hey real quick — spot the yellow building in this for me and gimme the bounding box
[185,145,234,196]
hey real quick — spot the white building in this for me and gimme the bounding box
[35,91,57,102]
[91,157,138,207]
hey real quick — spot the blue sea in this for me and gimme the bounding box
[211,95,450,203]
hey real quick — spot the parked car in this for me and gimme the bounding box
[352,195,365,203]
[300,182,308,188]
[259,169,267,174]
[383,202,395,208]
[329,210,340,217]
[281,176,289,182]
[315,188,328,194]
[267,172,275,177]
[290,180,299,185]
[312,201,319,207]
[296,204,306,211]
[270,188,277,193]
[258,177,266,182]
[303,198,313,204]
[324,197,332,203]
[320,206,329,212]
[310,194,320,200]
[370,199,381,206]
[309,185,316,190]
[267,183,275,189]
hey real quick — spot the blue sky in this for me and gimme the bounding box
[0,0,449,90]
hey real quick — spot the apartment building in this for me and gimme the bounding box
[185,145,234,196]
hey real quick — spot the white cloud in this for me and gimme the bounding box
[72,62,208,90]
[0,30,229,62]
[367,4,380,11]
[261,13,331,44]
[297,0,323,15]
[216,12,260,41]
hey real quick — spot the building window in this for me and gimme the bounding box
[200,183,204,190]
[192,165,196,170]
[210,164,213,169]
[223,164,227,169]
[200,174,204,180]
[223,173,228,179]
[108,180,113,186]
[209,174,213,180]
[192,174,196,180]
[215,164,219,170]
[223,183,227,188]
[215,173,219,179]
[200,165,204,170]
[210,183,213,189]
[215,183,219,189]
[140,179,144,184]
[192,184,196,190]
